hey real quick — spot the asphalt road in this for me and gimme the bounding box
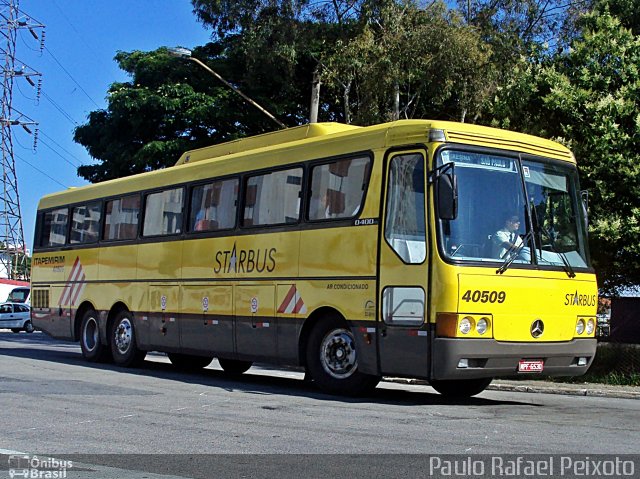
[0,331,638,478]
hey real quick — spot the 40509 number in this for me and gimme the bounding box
[461,290,506,303]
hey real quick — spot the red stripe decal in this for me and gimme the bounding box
[277,285,296,313]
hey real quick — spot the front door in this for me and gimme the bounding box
[378,149,430,378]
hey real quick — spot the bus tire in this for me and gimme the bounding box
[218,358,252,376]
[429,378,493,398]
[168,353,213,371]
[80,309,111,362]
[306,316,380,396]
[110,310,146,367]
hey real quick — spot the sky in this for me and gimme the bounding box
[10,0,213,251]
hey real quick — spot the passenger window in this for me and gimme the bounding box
[41,207,69,247]
[243,168,302,226]
[70,202,101,244]
[308,157,370,220]
[385,154,426,263]
[103,195,140,241]
[189,178,238,232]
[143,188,184,236]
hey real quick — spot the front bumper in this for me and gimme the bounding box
[432,338,597,380]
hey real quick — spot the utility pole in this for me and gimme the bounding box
[0,0,44,279]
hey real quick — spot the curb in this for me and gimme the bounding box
[487,382,640,400]
[384,378,640,400]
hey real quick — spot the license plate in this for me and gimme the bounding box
[518,360,544,373]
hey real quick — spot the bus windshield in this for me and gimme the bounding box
[438,149,590,270]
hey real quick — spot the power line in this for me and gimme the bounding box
[39,136,81,169]
[41,90,78,125]
[14,152,67,188]
[38,129,84,165]
[51,0,100,59]
[44,45,101,109]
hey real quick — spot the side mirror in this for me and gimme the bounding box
[437,165,458,220]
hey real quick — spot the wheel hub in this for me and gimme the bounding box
[320,328,357,379]
[114,319,132,354]
[83,317,99,352]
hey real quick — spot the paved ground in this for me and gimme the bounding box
[1,331,639,478]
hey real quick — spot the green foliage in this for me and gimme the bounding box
[489,9,640,293]
[321,1,496,124]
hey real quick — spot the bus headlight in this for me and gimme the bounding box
[459,317,473,335]
[586,318,595,335]
[576,319,585,335]
[476,317,490,335]
[436,313,493,338]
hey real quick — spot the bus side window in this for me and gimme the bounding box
[189,178,238,232]
[243,168,302,226]
[308,156,370,221]
[143,187,185,236]
[103,195,140,241]
[41,207,69,247]
[70,202,101,244]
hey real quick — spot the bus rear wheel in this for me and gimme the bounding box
[306,316,380,396]
[218,358,252,376]
[168,353,213,371]
[429,378,493,398]
[110,311,146,367]
[80,309,111,362]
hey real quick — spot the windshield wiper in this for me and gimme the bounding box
[496,230,533,275]
[537,225,576,278]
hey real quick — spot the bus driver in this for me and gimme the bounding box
[493,214,523,259]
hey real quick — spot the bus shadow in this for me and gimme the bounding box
[0,333,532,407]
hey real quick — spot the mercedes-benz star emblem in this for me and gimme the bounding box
[530,319,544,338]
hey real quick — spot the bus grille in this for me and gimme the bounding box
[32,289,50,309]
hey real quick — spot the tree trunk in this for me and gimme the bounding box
[310,67,321,123]
[393,82,400,121]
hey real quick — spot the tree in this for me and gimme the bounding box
[317,1,496,124]
[74,45,290,182]
[489,8,640,293]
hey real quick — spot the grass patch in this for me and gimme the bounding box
[549,371,640,387]
[549,342,640,387]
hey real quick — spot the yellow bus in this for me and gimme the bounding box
[31,120,598,397]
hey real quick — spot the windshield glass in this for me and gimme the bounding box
[523,159,589,268]
[438,149,590,270]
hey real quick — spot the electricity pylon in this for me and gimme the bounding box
[0,0,44,279]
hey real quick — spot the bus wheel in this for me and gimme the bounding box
[429,378,493,398]
[306,317,380,396]
[110,311,146,367]
[80,310,111,362]
[168,353,213,371]
[218,358,253,376]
